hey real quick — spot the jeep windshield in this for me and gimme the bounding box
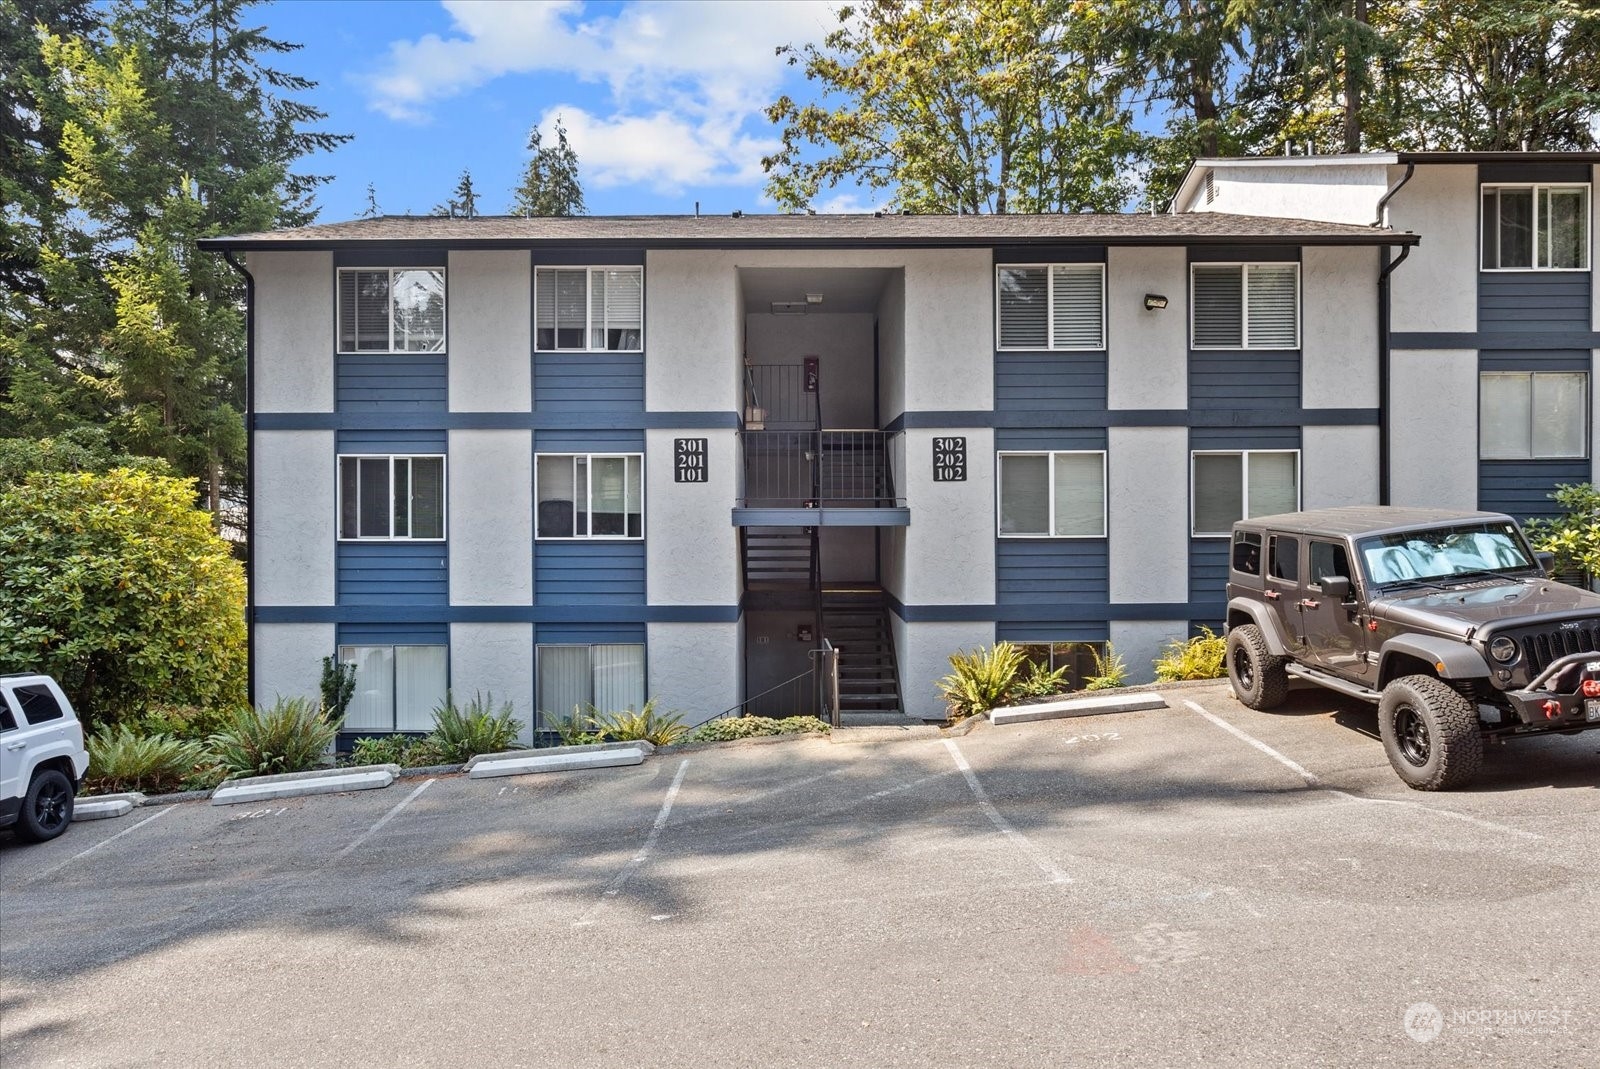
[1356,522,1537,588]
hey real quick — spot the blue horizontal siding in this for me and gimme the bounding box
[1479,273,1591,334]
[534,352,644,412]
[995,428,1107,451]
[535,542,646,605]
[1189,540,1230,605]
[1189,426,1302,451]
[337,542,449,607]
[995,622,1108,643]
[1189,350,1301,409]
[995,351,1108,412]
[535,623,647,646]
[337,429,447,454]
[337,354,447,411]
[534,429,645,453]
[1480,459,1592,521]
[336,622,449,647]
[1479,349,1592,372]
[996,540,1109,606]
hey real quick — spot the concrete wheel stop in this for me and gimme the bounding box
[989,692,1168,726]
[210,764,401,805]
[465,740,654,779]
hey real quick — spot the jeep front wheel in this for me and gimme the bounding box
[16,768,75,843]
[1226,625,1290,710]
[1377,676,1483,791]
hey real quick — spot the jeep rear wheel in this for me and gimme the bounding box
[16,768,75,843]
[1226,625,1290,710]
[1378,675,1483,791]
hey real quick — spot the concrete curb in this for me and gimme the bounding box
[940,714,987,738]
[79,791,148,807]
[73,798,134,821]
[658,731,828,754]
[463,739,655,772]
[990,692,1169,726]
[210,764,400,805]
[467,747,647,779]
[828,724,944,745]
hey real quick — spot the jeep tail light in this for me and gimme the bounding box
[1541,700,1562,719]
[1582,680,1600,698]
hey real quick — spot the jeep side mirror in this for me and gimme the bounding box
[1320,576,1352,601]
[1535,551,1555,574]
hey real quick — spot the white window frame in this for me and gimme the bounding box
[337,454,448,542]
[534,265,645,352]
[1479,183,1591,272]
[336,643,448,733]
[1190,449,1302,537]
[534,452,645,540]
[335,267,447,354]
[1478,370,1591,460]
[995,450,1108,539]
[994,263,1107,351]
[1189,262,1301,350]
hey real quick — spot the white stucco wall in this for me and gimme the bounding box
[251,250,333,413]
[1207,163,1390,225]
[447,429,533,605]
[1107,426,1190,604]
[449,622,535,744]
[645,428,739,604]
[899,620,994,720]
[1386,165,1479,334]
[447,250,531,412]
[1302,246,1381,408]
[647,621,740,725]
[1110,620,1188,687]
[897,427,995,606]
[1107,247,1189,410]
[902,250,993,413]
[1302,425,1381,508]
[1388,348,1479,510]
[877,269,907,424]
[255,430,335,605]
[646,250,740,412]
[254,622,333,707]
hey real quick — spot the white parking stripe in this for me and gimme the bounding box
[1185,700,1543,840]
[333,779,435,862]
[943,739,1071,885]
[22,806,174,887]
[574,758,690,927]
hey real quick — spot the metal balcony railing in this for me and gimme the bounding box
[739,430,899,508]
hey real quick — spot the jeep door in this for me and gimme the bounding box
[1301,539,1370,679]
[0,692,20,809]
[1264,534,1305,651]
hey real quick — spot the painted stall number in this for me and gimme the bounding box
[229,807,287,821]
[1063,732,1121,745]
[932,436,967,482]
[674,438,708,483]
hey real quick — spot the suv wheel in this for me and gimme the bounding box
[1226,625,1290,710]
[1377,676,1484,791]
[16,768,75,843]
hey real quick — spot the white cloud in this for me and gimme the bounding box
[365,0,837,191]
[811,190,890,215]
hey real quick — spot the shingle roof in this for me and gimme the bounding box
[197,211,1417,250]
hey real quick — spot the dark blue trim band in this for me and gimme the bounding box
[884,408,1379,432]
[881,595,1227,623]
[255,411,740,431]
[1392,331,1600,350]
[255,605,742,624]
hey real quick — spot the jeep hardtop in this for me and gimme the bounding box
[1224,506,1600,790]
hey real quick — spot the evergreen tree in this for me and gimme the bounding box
[510,116,585,216]
[435,168,480,218]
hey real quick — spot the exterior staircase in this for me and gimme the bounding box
[821,589,903,717]
[741,527,817,591]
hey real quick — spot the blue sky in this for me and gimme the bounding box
[263,0,854,222]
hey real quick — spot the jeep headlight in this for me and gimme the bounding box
[1488,635,1520,665]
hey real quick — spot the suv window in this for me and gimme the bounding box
[13,685,64,724]
[1309,541,1353,589]
[1270,536,1299,582]
[0,702,15,732]
[1232,531,1262,575]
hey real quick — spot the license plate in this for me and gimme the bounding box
[1588,699,1600,723]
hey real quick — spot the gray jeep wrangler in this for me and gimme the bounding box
[1224,506,1600,790]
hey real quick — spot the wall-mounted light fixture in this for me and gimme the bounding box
[805,292,824,305]
[1143,293,1169,311]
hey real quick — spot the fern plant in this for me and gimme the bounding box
[585,699,688,746]
[936,642,1028,721]
[1084,643,1129,690]
[210,698,338,778]
[426,691,524,762]
[1153,627,1228,681]
[1013,659,1072,699]
[85,726,211,794]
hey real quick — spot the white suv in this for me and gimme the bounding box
[1,674,91,843]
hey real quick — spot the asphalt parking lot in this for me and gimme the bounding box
[2,680,1596,1068]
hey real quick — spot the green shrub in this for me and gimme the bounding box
[1523,483,1600,583]
[554,715,605,745]
[685,715,830,743]
[1013,659,1072,699]
[320,656,358,727]
[347,734,445,768]
[84,725,211,794]
[426,691,523,763]
[936,642,1028,721]
[1153,627,1227,681]
[583,699,688,746]
[131,703,232,743]
[1084,644,1129,691]
[209,697,338,778]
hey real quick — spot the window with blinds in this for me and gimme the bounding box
[337,268,445,353]
[338,455,446,540]
[1191,450,1300,536]
[536,266,644,351]
[996,264,1105,350]
[337,644,448,732]
[1479,371,1589,459]
[997,451,1107,537]
[1190,264,1299,349]
[535,453,644,538]
[537,644,646,729]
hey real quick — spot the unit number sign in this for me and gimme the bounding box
[674,438,709,483]
[932,437,967,482]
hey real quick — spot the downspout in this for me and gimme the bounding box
[1374,162,1416,506]
[222,250,257,706]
